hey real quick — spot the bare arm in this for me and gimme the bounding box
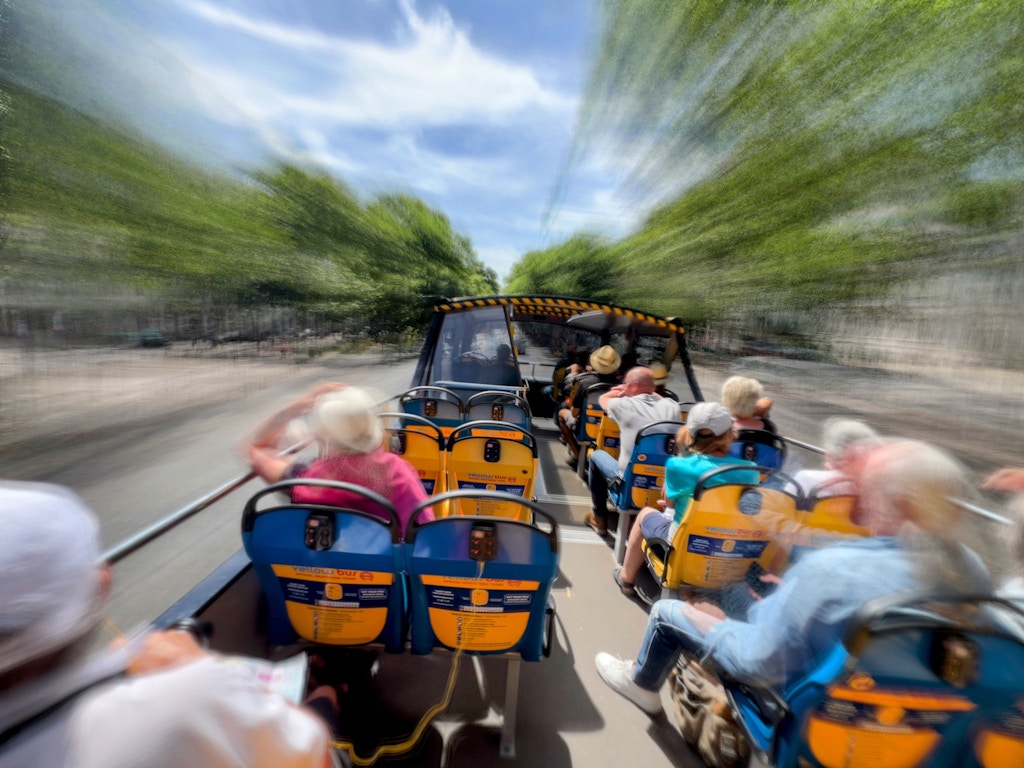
[598,385,626,410]
[239,382,347,483]
[983,468,1024,494]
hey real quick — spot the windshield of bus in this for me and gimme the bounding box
[427,306,518,387]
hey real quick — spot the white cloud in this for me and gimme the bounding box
[179,0,573,128]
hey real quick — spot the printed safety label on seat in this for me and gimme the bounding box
[683,532,768,585]
[805,687,975,768]
[272,564,392,645]
[420,575,539,652]
[685,535,766,558]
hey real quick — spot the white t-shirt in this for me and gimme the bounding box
[1,654,332,768]
[69,656,332,768]
[605,393,681,474]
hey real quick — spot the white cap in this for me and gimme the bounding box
[0,482,105,676]
[686,402,734,437]
[312,386,384,454]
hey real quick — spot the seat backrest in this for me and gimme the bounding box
[578,382,612,445]
[615,420,680,511]
[465,390,532,430]
[738,594,1024,768]
[595,414,621,461]
[665,467,774,588]
[445,420,538,521]
[404,492,559,660]
[729,428,786,470]
[797,492,868,546]
[379,412,446,496]
[399,386,465,437]
[240,479,405,652]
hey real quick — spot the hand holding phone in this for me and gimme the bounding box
[745,562,779,599]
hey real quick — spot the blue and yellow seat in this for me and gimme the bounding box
[606,420,680,563]
[643,466,782,594]
[725,593,1024,767]
[729,428,786,471]
[465,390,532,430]
[399,386,465,438]
[403,491,559,661]
[595,413,621,461]
[379,411,447,497]
[444,420,537,521]
[241,479,406,652]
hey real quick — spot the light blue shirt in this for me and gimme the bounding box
[703,538,930,686]
[665,454,760,527]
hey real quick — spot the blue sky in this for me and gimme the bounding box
[19,0,640,281]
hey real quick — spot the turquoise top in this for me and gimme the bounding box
[665,453,760,527]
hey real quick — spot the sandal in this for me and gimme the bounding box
[613,566,636,597]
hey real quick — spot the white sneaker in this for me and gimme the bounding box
[594,652,662,715]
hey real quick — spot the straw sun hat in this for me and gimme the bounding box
[312,386,384,454]
[589,345,622,375]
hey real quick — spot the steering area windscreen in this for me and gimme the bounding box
[427,305,519,386]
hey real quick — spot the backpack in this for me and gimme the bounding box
[669,656,750,768]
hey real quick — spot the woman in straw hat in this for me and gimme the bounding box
[243,382,433,534]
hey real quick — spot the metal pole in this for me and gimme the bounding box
[102,471,257,564]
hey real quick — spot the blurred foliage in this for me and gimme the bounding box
[0,81,497,334]
[505,234,620,301]
[519,0,1024,326]
[0,0,11,251]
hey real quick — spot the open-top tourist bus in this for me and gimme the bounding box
[102,295,1024,768]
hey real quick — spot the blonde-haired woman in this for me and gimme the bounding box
[722,375,775,432]
[243,382,433,535]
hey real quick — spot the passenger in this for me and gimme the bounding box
[585,367,682,536]
[546,345,577,402]
[721,375,776,432]
[595,440,994,713]
[785,418,880,497]
[557,345,622,467]
[243,383,433,535]
[491,343,519,386]
[0,481,343,768]
[982,468,1024,598]
[649,362,679,401]
[613,402,759,596]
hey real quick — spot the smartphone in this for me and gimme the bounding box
[745,562,777,598]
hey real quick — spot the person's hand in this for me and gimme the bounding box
[120,629,208,676]
[299,382,347,410]
[677,601,725,635]
[609,384,627,397]
[748,573,783,601]
[982,468,1024,494]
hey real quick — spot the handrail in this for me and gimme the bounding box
[102,439,310,565]
[103,470,257,564]
[777,434,825,455]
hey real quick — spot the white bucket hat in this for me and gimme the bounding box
[0,482,106,676]
[312,386,384,454]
